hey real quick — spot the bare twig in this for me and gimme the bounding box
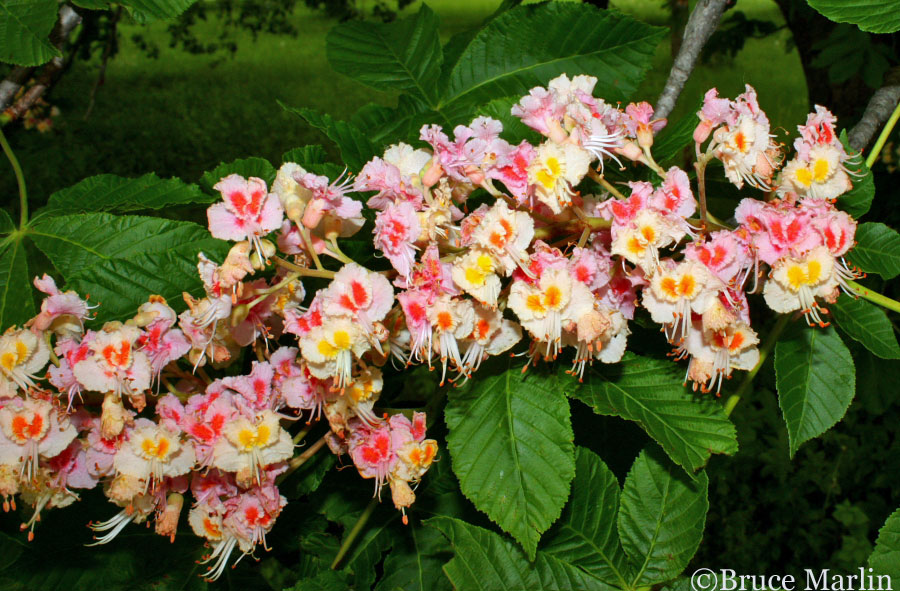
[848,85,900,153]
[84,5,122,120]
[654,0,729,121]
[2,5,82,124]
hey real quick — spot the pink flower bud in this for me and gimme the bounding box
[302,198,327,229]
[694,119,713,144]
[423,161,444,187]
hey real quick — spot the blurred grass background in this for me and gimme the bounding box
[0,0,807,207]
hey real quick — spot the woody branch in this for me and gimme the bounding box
[654,0,730,121]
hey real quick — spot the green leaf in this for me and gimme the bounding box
[617,447,709,587]
[327,4,443,108]
[38,173,213,217]
[477,96,543,145]
[0,209,13,234]
[774,325,856,457]
[349,103,413,146]
[0,234,34,329]
[70,0,111,9]
[438,3,665,121]
[282,145,344,179]
[654,107,700,166]
[375,521,453,591]
[281,103,378,172]
[837,130,874,217]
[288,570,352,591]
[848,222,900,279]
[869,507,900,589]
[541,448,631,588]
[28,213,227,323]
[427,516,615,591]
[292,452,336,497]
[807,0,900,34]
[120,0,196,19]
[200,157,276,193]
[832,295,900,359]
[0,0,60,67]
[569,353,738,474]
[444,361,575,560]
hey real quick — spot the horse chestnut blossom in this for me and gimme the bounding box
[0,73,872,580]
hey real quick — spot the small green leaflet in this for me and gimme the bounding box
[326,5,443,108]
[832,295,900,359]
[568,353,738,475]
[38,173,214,216]
[869,507,900,589]
[807,0,900,34]
[0,0,60,66]
[28,213,228,323]
[426,516,615,591]
[617,447,709,587]
[775,325,856,457]
[444,360,575,560]
[848,223,900,279]
[541,448,632,587]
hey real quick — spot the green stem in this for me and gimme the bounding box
[866,100,900,169]
[272,256,336,278]
[588,169,628,200]
[846,280,900,314]
[331,497,379,570]
[0,126,27,228]
[724,313,792,417]
[694,152,712,235]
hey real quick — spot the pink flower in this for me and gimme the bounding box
[374,202,421,279]
[650,167,697,219]
[220,361,277,414]
[30,274,90,336]
[207,175,284,257]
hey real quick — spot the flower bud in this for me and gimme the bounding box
[422,160,443,188]
[694,119,713,144]
[101,392,129,439]
[155,493,184,541]
[302,198,327,229]
[618,141,643,162]
[637,124,654,150]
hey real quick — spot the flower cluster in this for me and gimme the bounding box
[0,74,864,580]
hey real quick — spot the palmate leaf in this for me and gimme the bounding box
[375,520,453,591]
[326,4,443,108]
[38,173,214,216]
[437,3,666,122]
[541,448,632,588]
[832,295,900,359]
[774,325,856,457]
[617,447,709,587]
[444,360,575,560]
[120,0,197,19]
[0,0,60,67]
[568,353,738,475]
[426,516,615,591]
[280,103,378,172]
[28,213,228,323]
[0,230,34,329]
[847,223,900,279]
[869,507,900,589]
[281,145,344,179]
[807,0,900,34]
